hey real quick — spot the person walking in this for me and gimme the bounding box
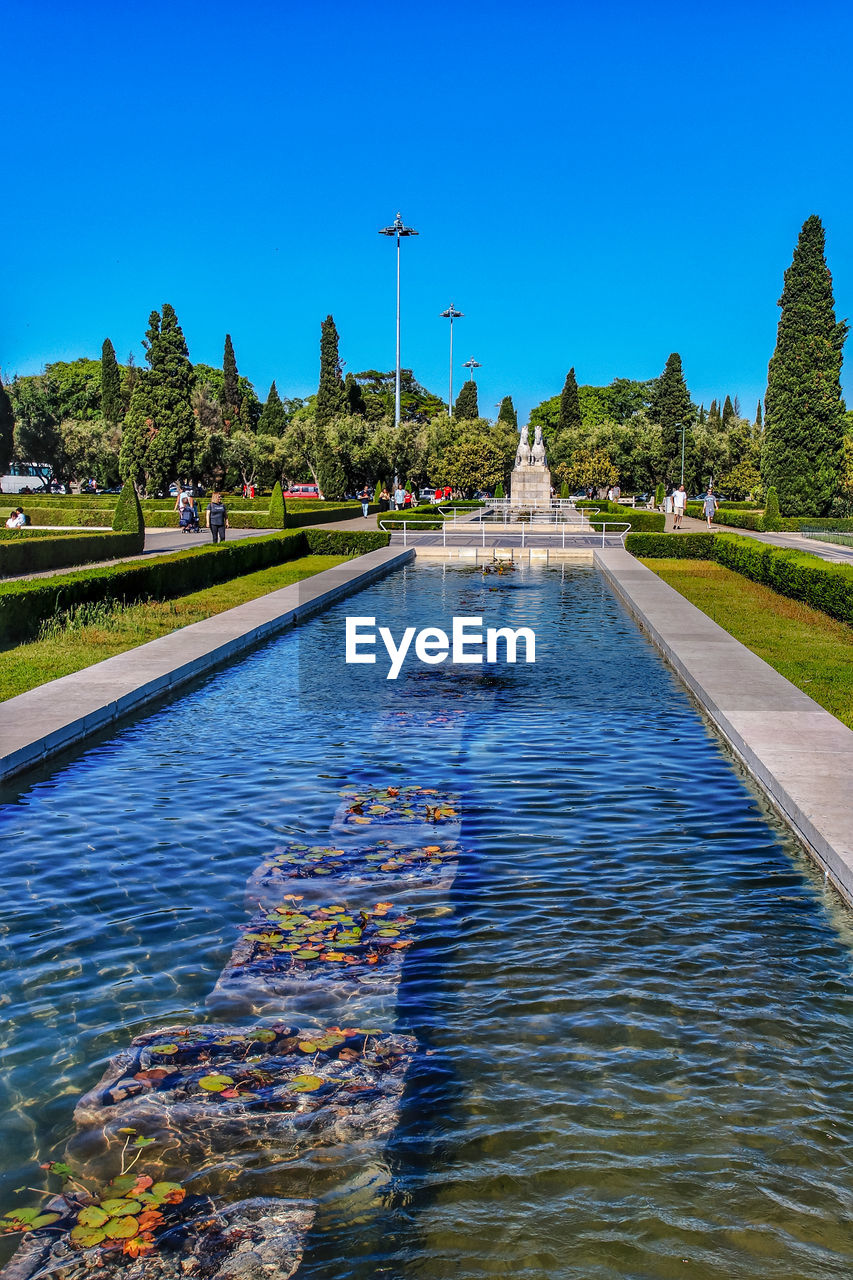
[702,486,718,528]
[206,491,229,543]
[359,485,370,518]
[672,483,687,529]
[394,483,406,511]
[379,486,390,512]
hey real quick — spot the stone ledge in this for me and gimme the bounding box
[595,548,853,905]
[0,547,413,783]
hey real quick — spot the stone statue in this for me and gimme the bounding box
[531,423,547,467]
[514,424,531,470]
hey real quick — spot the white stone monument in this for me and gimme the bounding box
[510,423,552,509]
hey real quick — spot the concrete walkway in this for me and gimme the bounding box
[669,511,853,565]
[0,546,413,783]
[595,546,853,905]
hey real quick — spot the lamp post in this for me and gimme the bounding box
[462,358,481,381]
[679,422,689,485]
[378,212,418,429]
[440,304,464,416]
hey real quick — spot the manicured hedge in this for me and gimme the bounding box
[714,534,853,625]
[793,517,853,532]
[0,529,63,542]
[142,501,372,530]
[2,506,112,528]
[685,504,764,530]
[625,532,718,558]
[0,531,144,578]
[0,529,391,641]
[588,509,665,533]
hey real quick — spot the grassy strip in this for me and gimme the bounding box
[0,554,352,702]
[641,558,853,730]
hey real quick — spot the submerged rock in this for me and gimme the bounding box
[207,901,415,1022]
[70,1023,416,1179]
[0,1196,313,1280]
[245,841,460,912]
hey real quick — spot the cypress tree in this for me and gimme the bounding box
[755,400,763,430]
[707,398,720,429]
[0,373,13,474]
[559,367,582,431]
[222,334,241,424]
[698,404,706,425]
[101,338,123,425]
[258,381,286,436]
[653,353,692,477]
[119,364,154,490]
[454,380,479,420]
[763,215,848,515]
[498,395,518,428]
[721,394,735,428]
[126,304,196,493]
[317,315,346,427]
[345,372,367,416]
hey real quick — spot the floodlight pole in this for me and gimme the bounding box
[679,422,687,485]
[463,357,482,381]
[440,304,464,416]
[379,212,418,428]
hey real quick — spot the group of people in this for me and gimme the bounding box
[4,507,28,528]
[174,487,229,542]
[663,485,719,529]
[362,485,455,517]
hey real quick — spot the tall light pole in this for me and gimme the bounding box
[378,212,418,428]
[462,358,481,381]
[679,421,689,485]
[440,304,464,416]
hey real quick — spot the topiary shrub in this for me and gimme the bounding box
[374,481,382,504]
[761,485,782,531]
[560,481,569,499]
[110,481,144,551]
[654,482,665,509]
[268,481,286,528]
[494,482,505,500]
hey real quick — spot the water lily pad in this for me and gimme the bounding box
[78,1206,110,1228]
[104,1215,139,1240]
[246,1028,277,1042]
[100,1198,141,1217]
[70,1224,106,1247]
[152,1044,179,1055]
[289,1074,326,1093]
[293,948,320,959]
[297,1040,319,1052]
[198,1073,234,1092]
[151,1182,183,1201]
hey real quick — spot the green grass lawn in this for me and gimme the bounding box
[642,558,853,729]
[0,554,351,702]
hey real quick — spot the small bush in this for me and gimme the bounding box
[268,481,286,528]
[626,532,717,559]
[111,481,145,542]
[655,483,665,508]
[761,486,782,531]
[495,482,505,500]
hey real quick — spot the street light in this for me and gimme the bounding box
[378,212,418,428]
[462,357,481,381]
[678,421,689,485]
[439,304,464,416]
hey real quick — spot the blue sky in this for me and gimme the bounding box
[1,0,851,422]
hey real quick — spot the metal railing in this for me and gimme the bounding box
[378,517,631,549]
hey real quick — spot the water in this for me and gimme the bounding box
[2,563,853,1277]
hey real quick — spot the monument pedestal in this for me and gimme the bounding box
[510,465,552,509]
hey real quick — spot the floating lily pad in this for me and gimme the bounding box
[70,1224,107,1247]
[288,1074,326,1093]
[198,1074,234,1093]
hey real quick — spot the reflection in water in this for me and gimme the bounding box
[2,564,853,1277]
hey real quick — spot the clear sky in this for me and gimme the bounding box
[1,0,851,422]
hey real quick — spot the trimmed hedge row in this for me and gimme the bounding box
[588,508,665,533]
[0,531,144,578]
[625,532,717,559]
[2,506,112,528]
[0,529,391,641]
[685,504,763,530]
[714,534,853,625]
[0,528,63,542]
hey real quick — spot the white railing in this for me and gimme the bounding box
[378,517,631,549]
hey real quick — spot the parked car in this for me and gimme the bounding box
[282,484,321,499]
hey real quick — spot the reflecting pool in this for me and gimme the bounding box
[1,563,853,1278]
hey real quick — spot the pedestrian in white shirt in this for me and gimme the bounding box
[672,484,687,529]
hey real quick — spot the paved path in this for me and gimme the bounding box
[670,512,853,564]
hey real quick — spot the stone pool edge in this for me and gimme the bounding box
[0,546,414,783]
[595,547,853,906]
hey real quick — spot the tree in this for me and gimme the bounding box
[257,381,286,436]
[652,353,692,479]
[554,448,618,493]
[559,367,582,431]
[60,417,121,488]
[111,479,144,538]
[221,334,242,427]
[697,404,706,425]
[345,372,367,417]
[721,395,735,429]
[101,339,123,425]
[442,432,505,496]
[755,400,763,430]
[454,380,479,420]
[120,304,196,493]
[317,315,346,427]
[497,396,518,428]
[120,371,154,490]
[719,456,761,500]
[707,399,720,429]
[763,215,848,515]
[0,374,13,474]
[10,375,69,485]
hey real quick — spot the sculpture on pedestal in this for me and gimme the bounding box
[510,423,552,509]
[514,424,531,470]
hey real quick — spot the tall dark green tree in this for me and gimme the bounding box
[316,315,346,427]
[755,400,763,430]
[454,380,479,420]
[258,381,286,436]
[558,367,582,431]
[707,398,720,429]
[221,334,242,426]
[345,371,367,416]
[652,352,693,477]
[497,395,518,428]
[101,339,123,425]
[762,215,847,515]
[721,394,735,428]
[0,373,14,473]
[120,304,196,492]
[697,404,706,425]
